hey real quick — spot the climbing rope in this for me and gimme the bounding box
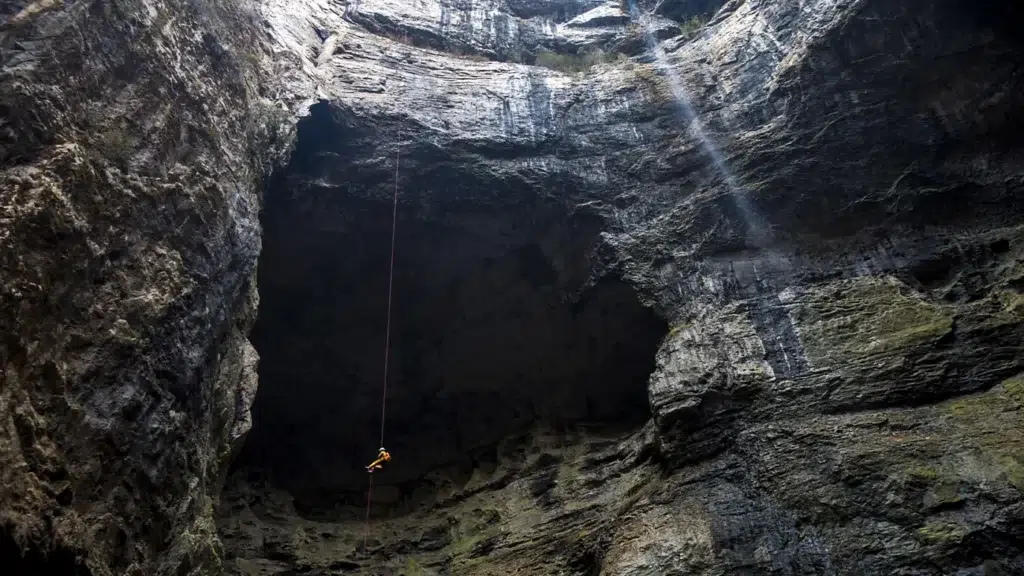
[362,472,374,554]
[379,145,400,450]
[364,145,401,556]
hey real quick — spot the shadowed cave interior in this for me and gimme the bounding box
[0,527,90,576]
[232,110,668,518]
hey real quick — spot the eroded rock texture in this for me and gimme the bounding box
[3,0,1024,575]
[220,0,1024,574]
[1,1,290,574]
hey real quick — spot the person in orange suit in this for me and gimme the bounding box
[366,447,391,473]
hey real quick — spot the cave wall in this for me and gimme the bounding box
[224,0,1024,574]
[0,1,291,575]
[1,0,1022,574]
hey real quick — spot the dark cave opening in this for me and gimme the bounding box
[1,528,90,576]
[232,109,668,516]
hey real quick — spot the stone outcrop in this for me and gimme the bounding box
[2,0,1023,574]
[1,1,290,574]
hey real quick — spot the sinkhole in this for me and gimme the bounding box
[232,105,668,516]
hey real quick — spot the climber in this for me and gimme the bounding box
[366,447,391,473]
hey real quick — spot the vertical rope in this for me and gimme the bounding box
[379,146,399,448]
[362,473,374,555]
[363,146,400,558]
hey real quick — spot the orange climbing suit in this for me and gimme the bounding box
[366,448,391,472]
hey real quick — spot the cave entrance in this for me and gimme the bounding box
[234,112,667,515]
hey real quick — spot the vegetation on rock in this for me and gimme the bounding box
[533,49,626,74]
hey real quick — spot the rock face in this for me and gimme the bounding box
[223,0,1024,574]
[0,1,289,574]
[3,0,1024,575]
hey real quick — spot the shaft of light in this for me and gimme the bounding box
[627,0,770,247]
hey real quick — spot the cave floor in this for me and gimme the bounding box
[218,425,657,576]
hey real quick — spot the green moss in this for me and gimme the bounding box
[793,277,953,367]
[996,288,1024,314]
[1003,377,1024,406]
[946,378,1024,491]
[667,322,691,338]
[400,558,426,576]
[991,453,1024,491]
[916,522,967,544]
[905,465,939,481]
[925,482,963,508]
[631,64,671,103]
[947,377,1024,417]
[447,509,502,558]
[448,531,492,557]
[558,463,579,489]
[533,49,621,74]
[948,393,1005,418]
[678,15,708,38]
[884,319,953,348]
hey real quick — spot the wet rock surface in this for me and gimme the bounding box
[2,0,1023,575]
[220,0,1024,574]
[0,1,289,574]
